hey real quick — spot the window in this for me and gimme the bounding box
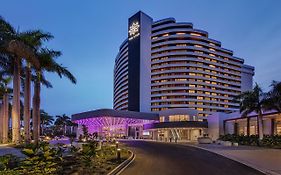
[190,33,202,37]
[160,116,165,122]
[169,115,190,122]
[197,96,203,100]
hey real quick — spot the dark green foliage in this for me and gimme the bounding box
[82,124,89,141]
[17,142,64,174]
[0,154,19,171]
[219,134,281,148]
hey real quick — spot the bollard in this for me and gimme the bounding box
[116,141,119,148]
[117,148,121,160]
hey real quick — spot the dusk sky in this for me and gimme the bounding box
[1,0,280,116]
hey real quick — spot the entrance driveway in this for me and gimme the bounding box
[120,140,264,175]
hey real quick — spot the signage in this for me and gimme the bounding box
[128,21,140,40]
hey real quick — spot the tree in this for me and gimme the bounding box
[0,16,39,143]
[54,114,72,135]
[266,81,281,112]
[234,84,267,140]
[0,72,12,143]
[32,48,76,144]
[40,110,54,135]
[20,30,53,143]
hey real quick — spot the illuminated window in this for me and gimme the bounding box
[163,33,169,37]
[152,36,158,39]
[209,54,215,57]
[189,73,196,76]
[190,33,202,37]
[197,96,203,100]
[195,45,203,48]
[169,115,190,122]
[177,32,185,35]
[160,116,165,122]
[176,44,187,46]
[189,90,195,93]
[197,108,204,111]
[175,78,187,81]
[209,65,216,68]
[209,48,216,51]
[209,43,216,46]
[189,84,196,87]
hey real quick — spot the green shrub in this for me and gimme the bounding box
[17,142,64,175]
[219,134,281,148]
[0,154,19,171]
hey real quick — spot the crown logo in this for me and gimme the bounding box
[129,22,140,36]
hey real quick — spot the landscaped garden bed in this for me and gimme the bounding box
[219,134,281,148]
[0,141,131,175]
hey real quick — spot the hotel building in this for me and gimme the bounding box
[114,11,254,117]
[73,11,271,142]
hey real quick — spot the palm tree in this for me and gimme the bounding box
[40,110,54,135]
[266,81,281,112]
[0,75,12,143]
[54,114,72,135]
[32,48,76,144]
[20,30,53,143]
[234,84,267,140]
[0,16,40,143]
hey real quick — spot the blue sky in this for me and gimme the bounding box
[1,0,281,116]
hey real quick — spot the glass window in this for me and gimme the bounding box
[160,116,165,122]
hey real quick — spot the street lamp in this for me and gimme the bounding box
[116,141,119,148]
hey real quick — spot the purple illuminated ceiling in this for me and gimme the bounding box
[74,116,156,127]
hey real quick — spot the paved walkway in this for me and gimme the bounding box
[0,144,25,158]
[190,143,281,175]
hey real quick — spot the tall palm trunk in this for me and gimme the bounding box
[257,111,264,140]
[2,93,9,143]
[24,65,31,143]
[12,57,21,144]
[32,73,41,145]
[0,103,3,142]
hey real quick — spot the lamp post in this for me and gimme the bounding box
[117,148,121,161]
[116,141,119,148]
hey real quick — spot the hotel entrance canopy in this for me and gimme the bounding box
[71,109,159,134]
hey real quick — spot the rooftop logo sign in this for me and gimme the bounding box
[129,21,140,40]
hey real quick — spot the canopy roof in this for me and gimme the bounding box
[72,108,159,121]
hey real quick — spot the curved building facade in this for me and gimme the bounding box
[114,11,254,118]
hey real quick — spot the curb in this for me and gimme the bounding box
[186,144,279,175]
[107,150,135,175]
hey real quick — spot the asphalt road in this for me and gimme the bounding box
[120,140,264,175]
